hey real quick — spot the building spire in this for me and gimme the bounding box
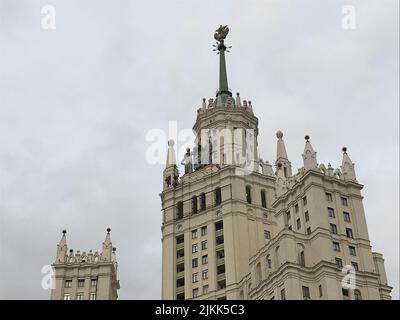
[275,130,292,177]
[341,147,357,182]
[213,25,232,102]
[56,230,68,263]
[302,135,318,170]
[101,228,113,261]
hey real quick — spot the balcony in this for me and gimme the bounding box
[176,271,184,278]
[176,242,184,250]
[215,229,224,237]
[176,286,185,294]
[217,272,226,281]
[216,257,225,266]
[176,256,184,264]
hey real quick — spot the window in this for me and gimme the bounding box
[215,187,222,206]
[285,212,291,226]
[261,190,267,208]
[341,197,348,206]
[333,241,341,252]
[177,263,184,273]
[192,244,198,253]
[176,293,184,300]
[326,193,333,202]
[343,212,351,222]
[78,279,85,288]
[63,294,71,300]
[202,255,208,265]
[201,226,207,236]
[302,286,310,300]
[354,289,362,300]
[192,258,198,268]
[295,203,299,213]
[90,279,97,287]
[203,285,209,295]
[346,228,354,239]
[266,255,272,269]
[342,288,349,298]
[305,211,309,222]
[65,280,72,288]
[192,196,198,214]
[202,269,208,280]
[89,293,96,300]
[300,251,305,267]
[215,221,223,231]
[177,250,184,260]
[193,288,199,298]
[328,207,335,218]
[201,240,208,250]
[192,273,198,283]
[192,229,198,239]
[280,288,286,300]
[319,285,323,297]
[264,230,271,240]
[330,223,338,234]
[176,201,183,220]
[245,186,252,204]
[335,258,343,268]
[307,227,311,235]
[296,218,301,230]
[176,278,184,288]
[76,293,84,300]
[303,196,307,206]
[176,234,184,245]
[352,262,359,271]
[349,246,357,256]
[200,193,206,211]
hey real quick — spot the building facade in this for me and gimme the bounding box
[50,229,120,300]
[160,26,392,300]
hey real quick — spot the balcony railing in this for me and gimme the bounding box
[215,229,224,237]
[176,286,185,294]
[216,243,224,251]
[216,257,225,266]
[176,242,184,250]
[217,273,226,281]
[176,271,184,278]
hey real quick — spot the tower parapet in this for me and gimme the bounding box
[50,229,120,300]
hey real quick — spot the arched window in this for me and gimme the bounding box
[246,186,252,204]
[354,289,362,300]
[266,254,272,269]
[261,189,267,208]
[297,243,306,267]
[200,193,206,211]
[215,187,222,206]
[300,251,305,267]
[192,196,198,214]
[255,262,262,285]
[275,246,280,266]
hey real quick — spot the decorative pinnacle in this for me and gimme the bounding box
[342,147,347,153]
[62,230,66,235]
[305,135,310,141]
[213,25,232,101]
[112,247,116,252]
[107,228,111,233]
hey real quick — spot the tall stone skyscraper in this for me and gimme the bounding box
[50,229,120,300]
[160,26,391,300]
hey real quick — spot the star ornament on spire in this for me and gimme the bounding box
[212,25,232,54]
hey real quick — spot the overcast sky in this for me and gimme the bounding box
[0,0,398,299]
